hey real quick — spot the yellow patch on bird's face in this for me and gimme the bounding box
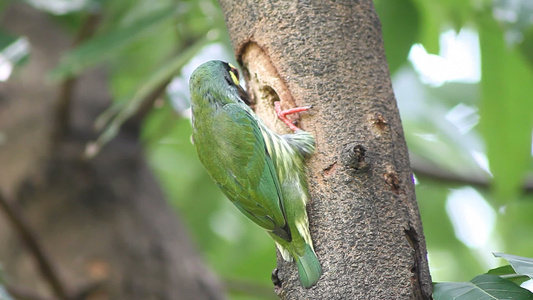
[228,63,240,86]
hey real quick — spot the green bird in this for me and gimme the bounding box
[189,60,322,288]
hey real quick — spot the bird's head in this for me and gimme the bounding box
[189,60,250,106]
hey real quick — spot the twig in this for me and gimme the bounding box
[0,191,71,299]
[51,12,101,145]
[130,78,172,127]
[84,77,172,159]
[411,155,533,193]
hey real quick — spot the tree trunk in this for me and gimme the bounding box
[218,0,432,299]
[0,4,224,300]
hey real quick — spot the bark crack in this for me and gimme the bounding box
[405,226,432,300]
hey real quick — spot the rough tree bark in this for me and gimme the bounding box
[218,0,433,299]
[0,4,224,300]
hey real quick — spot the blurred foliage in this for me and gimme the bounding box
[1,0,533,298]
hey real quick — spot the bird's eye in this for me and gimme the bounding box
[228,63,240,86]
[230,66,239,79]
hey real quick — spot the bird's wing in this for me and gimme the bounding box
[207,103,288,235]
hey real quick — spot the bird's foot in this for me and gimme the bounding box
[274,101,311,132]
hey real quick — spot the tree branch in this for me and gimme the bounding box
[6,284,59,300]
[218,0,432,298]
[52,12,101,145]
[410,155,533,193]
[0,191,71,299]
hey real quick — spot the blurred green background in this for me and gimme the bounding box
[1,0,533,298]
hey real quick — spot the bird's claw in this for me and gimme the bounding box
[274,101,311,132]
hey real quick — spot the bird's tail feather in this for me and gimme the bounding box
[296,244,322,288]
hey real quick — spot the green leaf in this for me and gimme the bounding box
[478,13,533,202]
[0,30,17,49]
[488,265,530,286]
[488,265,517,277]
[494,253,533,280]
[411,0,442,54]
[442,0,472,32]
[0,31,30,73]
[50,6,178,80]
[433,274,533,300]
[374,0,419,75]
[519,26,533,70]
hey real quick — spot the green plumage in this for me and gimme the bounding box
[189,60,322,288]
